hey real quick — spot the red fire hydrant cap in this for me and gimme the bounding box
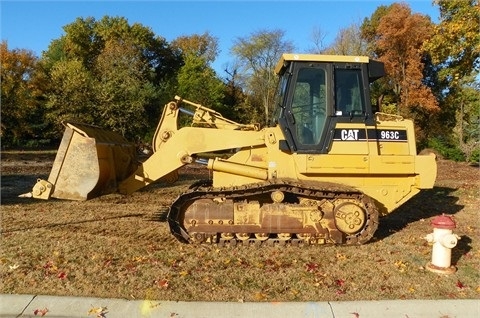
[431,214,456,229]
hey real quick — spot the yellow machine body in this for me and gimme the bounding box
[27,54,437,245]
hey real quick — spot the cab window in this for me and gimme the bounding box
[334,68,365,116]
[291,67,327,145]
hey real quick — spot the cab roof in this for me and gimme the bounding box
[274,54,370,74]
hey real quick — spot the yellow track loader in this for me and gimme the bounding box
[24,54,437,245]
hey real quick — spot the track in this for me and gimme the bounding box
[167,179,379,246]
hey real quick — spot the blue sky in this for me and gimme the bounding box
[1,0,439,74]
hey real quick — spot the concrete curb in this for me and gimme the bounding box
[0,294,478,318]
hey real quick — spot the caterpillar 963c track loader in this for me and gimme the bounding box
[25,54,437,246]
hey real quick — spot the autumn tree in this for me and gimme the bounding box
[231,29,295,125]
[423,0,480,86]
[376,3,438,115]
[422,0,480,160]
[362,3,439,128]
[0,41,43,146]
[171,32,219,64]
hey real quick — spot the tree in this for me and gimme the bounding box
[451,78,480,161]
[365,3,439,116]
[45,59,95,133]
[231,29,295,125]
[94,38,157,139]
[40,16,181,140]
[360,5,391,58]
[0,41,41,146]
[309,25,328,54]
[171,32,219,64]
[423,0,480,86]
[171,33,226,116]
[323,20,369,56]
[422,0,480,160]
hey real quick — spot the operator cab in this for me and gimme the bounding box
[272,54,385,154]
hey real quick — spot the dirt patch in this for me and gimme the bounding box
[1,151,479,302]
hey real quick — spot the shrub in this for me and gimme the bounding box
[469,147,480,165]
[427,137,465,162]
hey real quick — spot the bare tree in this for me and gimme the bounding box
[309,25,328,54]
[323,20,369,56]
[231,29,295,124]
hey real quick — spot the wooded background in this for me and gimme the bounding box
[2,1,479,162]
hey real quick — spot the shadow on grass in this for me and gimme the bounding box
[1,213,145,234]
[1,173,49,206]
[374,186,463,241]
[151,208,169,222]
[1,172,206,206]
[452,235,473,265]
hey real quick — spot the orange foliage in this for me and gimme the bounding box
[377,3,439,113]
[0,41,38,139]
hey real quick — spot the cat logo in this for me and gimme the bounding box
[341,129,359,141]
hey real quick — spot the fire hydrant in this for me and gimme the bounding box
[425,214,460,274]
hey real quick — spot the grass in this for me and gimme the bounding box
[1,154,479,302]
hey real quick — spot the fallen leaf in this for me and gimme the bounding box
[88,306,108,318]
[456,281,466,289]
[335,289,346,295]
[33,308,49,316]
[254,292,267,301]
[157,279,169,289]
[466,226,475,233]
[43,261,58,275]
[305,262,319,273]
[394,260,408,272]
[133,256,147,263]
[350,312,360,318]
[254,261,264,268]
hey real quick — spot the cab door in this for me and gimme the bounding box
[282,63,329,154]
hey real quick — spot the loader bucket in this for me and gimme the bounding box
[43,122,138,200]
